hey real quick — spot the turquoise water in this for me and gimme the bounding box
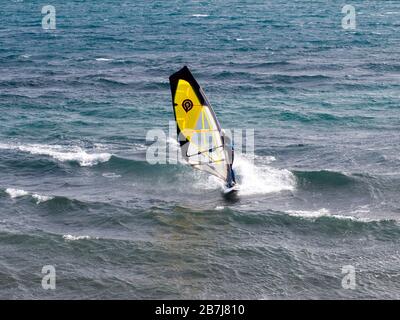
[0,0,399,299]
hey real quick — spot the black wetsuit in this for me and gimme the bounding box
[223,133,236,188]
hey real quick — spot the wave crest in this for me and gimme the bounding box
[5,188,54,204]
[0,142,111,167]
[63,234,96,241]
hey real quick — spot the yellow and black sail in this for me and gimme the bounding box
[169,66,236,186]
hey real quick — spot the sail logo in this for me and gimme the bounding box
[182,99,193,112]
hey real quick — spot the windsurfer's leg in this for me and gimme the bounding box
[230,166,236,185]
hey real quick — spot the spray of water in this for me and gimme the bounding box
[234,154,296,195]
[167,138,296,195]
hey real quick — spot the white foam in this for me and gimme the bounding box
[287,208,333,219]
[93,143,108,150]
[5,188,54,204]
[102,172,121,179]
[192,172,225,190]
[189,154,295,195]
[234,154,295,196]
[32,194,54,204]
[164,135,294,195]
[192,14,209,17]
[215,206,224,210]
[0,143,11,150]
[63,234,96,241]
[5,188,29,198]
[256,155,276,164]
[286,208,369,221]
[0,142,111,167]
[95,58,114,61]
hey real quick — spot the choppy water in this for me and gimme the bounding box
[1,0,400,299]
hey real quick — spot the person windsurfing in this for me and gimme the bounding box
[222,129,237,189]
[169,66,239,194]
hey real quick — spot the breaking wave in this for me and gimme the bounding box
[0,142,111,167]
[63,234,98,241]
[5,188,54,204]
